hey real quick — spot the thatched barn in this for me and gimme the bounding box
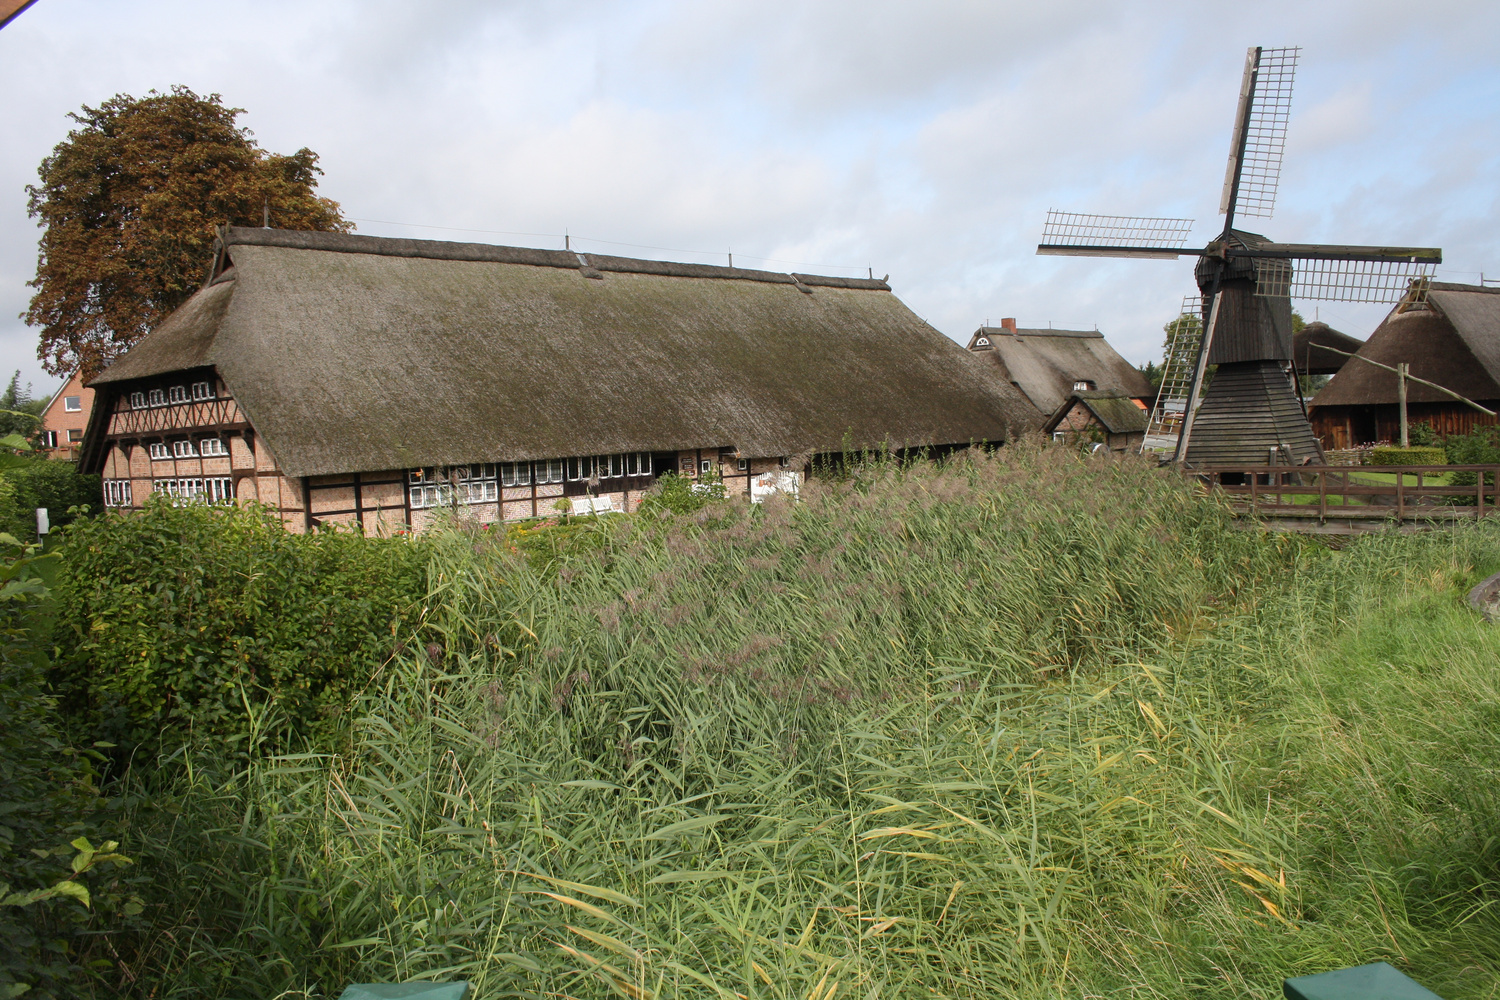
[1293,321,1363,377]
[79,227,1037,532]
[1308,282,1500,449]
[964,319,1151,416]
[1041,391,1148,453]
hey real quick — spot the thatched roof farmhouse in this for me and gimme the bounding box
[964,319,1151,416]
[82,227,1037,531]
[1308,282,1500,448]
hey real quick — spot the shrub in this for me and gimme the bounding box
[0,537,127,1000]
[1369,445,1446,466]
[635,470,727,516]
[1407,420,1439,446]
[1444,425,1500,497]
[0,459,102,542]
[49,498,429,749]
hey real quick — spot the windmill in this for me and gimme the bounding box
[1037,46,1442,467]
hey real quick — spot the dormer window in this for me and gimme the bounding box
[975,337,991,347]
[1073,380,1096,392]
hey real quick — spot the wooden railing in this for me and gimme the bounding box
[1190,464,1500,523]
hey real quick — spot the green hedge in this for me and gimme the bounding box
[0,459,103,541]
[1370,445,1446,466]
[49,498,429,750]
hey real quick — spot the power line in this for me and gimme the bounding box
[347,217,871,274]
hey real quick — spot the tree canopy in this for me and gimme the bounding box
[24,86,351,381]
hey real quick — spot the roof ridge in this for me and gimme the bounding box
[223,227,891,290]
[1429,280,1500,295]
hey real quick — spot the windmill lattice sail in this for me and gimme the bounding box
[1221,46,1299,221]
[1253,256,1438,303]
[1038,211,1194,258]
[1142,295,1204,452]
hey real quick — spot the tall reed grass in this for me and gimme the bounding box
[89,444,1500,998]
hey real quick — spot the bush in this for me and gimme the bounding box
[0,537,128,1000]
[1444,425,1500,497]
[1407,420,1439,446]
[0,459,102,542]
[1369,445,1446,466]
[635,470,727,516]
[49,498,429,750]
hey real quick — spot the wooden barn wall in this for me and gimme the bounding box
[1310,402,1500,450]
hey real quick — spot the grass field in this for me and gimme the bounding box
[72,445,1500,999]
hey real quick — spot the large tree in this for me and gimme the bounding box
[24,86,351,380]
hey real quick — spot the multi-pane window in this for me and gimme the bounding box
[199,437,228,456]
[172,439,197,458]
[153,478,232,503]
[148,442,171,460]
[500,462,530,487]
[191,381,214,401]
[103,480,132,507]
[129,392,146,410]
[68,429,83,443]
[565,454,651,480]
[536,459,564,484]
[168,385,189,404]
[64,396,81,412]
[147,388,167,407]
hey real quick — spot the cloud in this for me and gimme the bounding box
[0,0,1496,386]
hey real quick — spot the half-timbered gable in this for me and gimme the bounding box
[81,228,1036,531]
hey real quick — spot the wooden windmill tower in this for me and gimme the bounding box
[1037,47,1442,466]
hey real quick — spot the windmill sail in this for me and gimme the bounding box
[1037,210,1194,258]
[1220,47,1299,222]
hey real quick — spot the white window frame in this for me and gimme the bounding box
[501,462,530,487]
[153,477,233,505]
[129,391,146,410]
[104,480,133,507]
[172,439,197,458]
[566,456,596,482]
[191,381,214,401]
[699,460,712,475]
[148,442,171,460]
[198,437,228,457]
[736,458,748,472]
[64,396,82,412]
[536,459,564,484]
[147,388,167,408]
[168,385,189,404]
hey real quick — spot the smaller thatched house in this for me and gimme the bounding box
[1042,392,1148,452]
[1292,321,1363,376]
[1309,282,1500,448]
[965,318,1152,417]
[80,227,1038,531]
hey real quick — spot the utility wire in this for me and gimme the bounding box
[347,217,872,274]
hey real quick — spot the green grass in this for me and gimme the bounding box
[72,444,1500,999]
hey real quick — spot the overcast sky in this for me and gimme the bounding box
[2,0,1497,398]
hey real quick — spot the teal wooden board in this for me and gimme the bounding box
[1284,962,1442,1000]
[338,983,471,1000]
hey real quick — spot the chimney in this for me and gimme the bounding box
[1000,317,1017,332]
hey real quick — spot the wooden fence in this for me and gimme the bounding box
[1189,464,1500,531]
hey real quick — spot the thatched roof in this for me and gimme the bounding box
[1310,282,1500,408]
[89,227,1038,477]
[965,326,1151,415]
[1042,392,1148,436]
[1293,321,1363,376]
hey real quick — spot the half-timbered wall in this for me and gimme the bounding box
[97,370,798,533]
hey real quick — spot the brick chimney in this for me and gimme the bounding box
[1000,317,1017,332]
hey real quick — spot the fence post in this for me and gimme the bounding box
[1396,469,1405,520]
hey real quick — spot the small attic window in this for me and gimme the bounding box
[168,385,189,404]
[974,336,991,348]
[64,396,82,412]
[130,391,146,410]
[1073,380,1096,392]
[191,381,214,401]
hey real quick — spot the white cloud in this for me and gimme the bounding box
[0,0,1497,389]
